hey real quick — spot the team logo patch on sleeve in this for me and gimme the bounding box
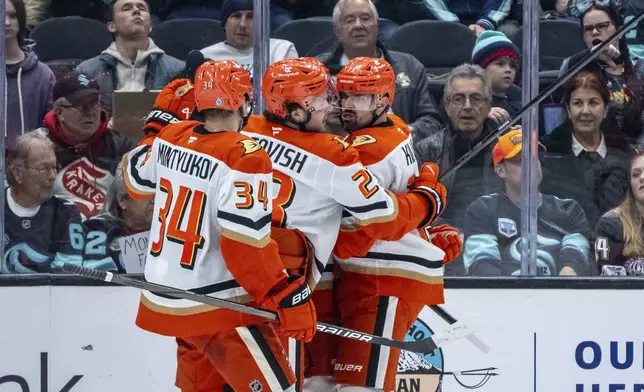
[351,135,377,147]
[239,139,262,155]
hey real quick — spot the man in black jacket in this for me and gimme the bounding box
[416,63,503,235]
[316,0,445,160]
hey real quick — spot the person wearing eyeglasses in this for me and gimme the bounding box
[41,71,135,220]
[560,0,644,143]
[1,130,84,274]
[415,63,503,243]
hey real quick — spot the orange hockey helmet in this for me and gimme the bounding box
[194,60,252,113]
[262,57,333,118]
[336,57,396,106]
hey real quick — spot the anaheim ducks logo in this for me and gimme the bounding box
[332,136,350,150]
[239,139,262,155]
[351,135,377,147]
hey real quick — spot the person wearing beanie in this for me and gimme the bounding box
[200,0,298,73]
[472,30,522,126]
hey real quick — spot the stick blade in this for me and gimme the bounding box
[431,320,483,349]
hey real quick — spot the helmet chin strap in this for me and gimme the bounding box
[286,110,313,132]
[368,104,390,128]
[237,100,253,132]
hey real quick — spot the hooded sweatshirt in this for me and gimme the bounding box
[102,39,165,92]
[5,39,55,147]
[42,110,135,220]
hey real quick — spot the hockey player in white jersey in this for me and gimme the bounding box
[122,60,316,392]
[330,57,464,392]
[242,57,449,392]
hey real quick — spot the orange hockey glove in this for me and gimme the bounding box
[410,162,447,228]
[272,227,313,277]
[420,224,463,264]
[262,276,317,342]
[142,78,195,137]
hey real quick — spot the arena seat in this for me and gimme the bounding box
[29,17,112,62]
[387,20,477,78]
[151,18,226,61]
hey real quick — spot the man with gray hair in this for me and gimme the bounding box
[416,64,503,267]
[317,0,444,148]
[42,71,135,220]
[2,130,84,274]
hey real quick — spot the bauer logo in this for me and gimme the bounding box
[395,318,497,392]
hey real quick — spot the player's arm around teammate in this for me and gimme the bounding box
[122,60,315,392]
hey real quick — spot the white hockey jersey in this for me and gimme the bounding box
[242,115,432,291]
[123,121,289,338]
[335,115,445,304]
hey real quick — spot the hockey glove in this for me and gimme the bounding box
[261,276,317,342]
[410,162,447,228]
[142,78,195,137]
[420,224,463,264]
[272,227,313,278]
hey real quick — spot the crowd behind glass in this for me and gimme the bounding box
[3,0,644,277]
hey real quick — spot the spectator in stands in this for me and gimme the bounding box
[317,0,444,153]
[200,0,298,74]
[83,162,153,272]
[77,0,184,114]
[163,0,292,32]
[541,71,633,229]
[43,71,135,220]
[471,30,522,126]
[24,0,110,30]
[463,129,590,276]
[2,130,83,274]
[593,149,644,276]
[416,63,503,230]
[5,0,55,147]
[561,1,644,143]
[414,0,513,36]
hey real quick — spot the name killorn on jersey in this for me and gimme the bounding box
[157,144,218,180]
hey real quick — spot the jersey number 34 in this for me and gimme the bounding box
[150,177,207,270]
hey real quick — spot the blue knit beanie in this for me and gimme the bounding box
[472,31,520,69]
[221,0,253,28]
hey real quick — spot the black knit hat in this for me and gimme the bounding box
[221,0,253,28]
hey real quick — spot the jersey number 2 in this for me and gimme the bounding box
[150,177,207,270]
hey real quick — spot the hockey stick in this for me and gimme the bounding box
[62,264,479,354]
[429,305,490,353]
[439,9,644,181]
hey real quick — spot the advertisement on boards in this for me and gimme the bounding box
[1,287,643,392]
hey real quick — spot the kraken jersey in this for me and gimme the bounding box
[2,189,83,273]
[123,121,289,338]
[463,192,590,276]
[83,214,141,273]
[334,115,446,304]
